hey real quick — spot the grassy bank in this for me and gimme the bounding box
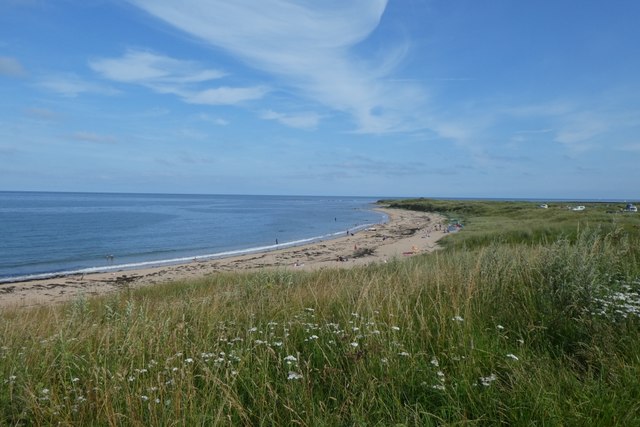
[2,200,640,425]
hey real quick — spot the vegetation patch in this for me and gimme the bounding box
[1,199,640,425]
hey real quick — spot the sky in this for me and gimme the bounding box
[1,0,639,199]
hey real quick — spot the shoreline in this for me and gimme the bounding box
[0,208,448,309]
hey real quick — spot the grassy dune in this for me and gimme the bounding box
[2,200,640,425]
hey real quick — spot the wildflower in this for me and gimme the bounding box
[248,327,258,333]
[479,373,497,387]
[140,395,149,401]
[155,398,161,404]
[287,371,303,380]
[72,377,80,383]
[305,307,315,313]
[185,358,194,364]
[231,370,238,376]
[506,353,519,361]
[398,351,410,357]
[128,376,135,382]
[255,339,266,345]
[41,388,49,395]
[350,342,359,347]
[308,335,319,340]
[381,358,388,364]
[284,355,297,364]
[496,325,505,330]
[272,341,283,347]
[391,326,400,331]
[431,384,446,391]
[430,357,439,367]
[452,316,464,322]
[436,371,445,378]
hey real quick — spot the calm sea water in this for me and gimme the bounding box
[0,192,386,282]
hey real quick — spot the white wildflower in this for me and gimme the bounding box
[185,358,194,364]
[496,325,505,330]
[287,371,303,380]
[140,395,149,401]
[452,316,464,322]
[430,357,439,367]
[350,342,359,347]
[479,373,497,387]
[391,326,400,331]
[398,351,410,357]
[284,355,297,363]
[506,353,519,361]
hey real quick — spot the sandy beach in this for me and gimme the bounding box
[0,208,447,309]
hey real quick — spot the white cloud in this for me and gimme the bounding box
[0,56,26,77]
[38,74,118,97]
[89,49,224,95]
[197,113,228,126]
[128,0,427,133]
[91,49,267,106]
[185,86,268,105]
[260,110,321,130]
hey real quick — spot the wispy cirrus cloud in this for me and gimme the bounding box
[185,86,268,105]
[89,49,223,94]
[127,0,427,133]
[260,110,321,130]
[38,73,118,97]
[90,49,267,106]
[0,56,26,77]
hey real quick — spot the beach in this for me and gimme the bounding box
[0,208,446,308]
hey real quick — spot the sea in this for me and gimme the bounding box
[0,192,387,283]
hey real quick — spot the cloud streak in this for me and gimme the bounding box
[90,49,267,106]
[128,0,427,133]
[38,74,118,97]
[260,110,321,130]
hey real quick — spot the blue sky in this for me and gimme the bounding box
[1,0,639,198]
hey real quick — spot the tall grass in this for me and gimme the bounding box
[1,201,640,425]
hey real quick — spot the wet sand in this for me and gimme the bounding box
[0,208,448,308]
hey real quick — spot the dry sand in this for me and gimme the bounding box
[0,208,448,309]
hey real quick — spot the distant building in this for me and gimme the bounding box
[624,203,638,212]
[572,206,586,211]
[539,204,548,209]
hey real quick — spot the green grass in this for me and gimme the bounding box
[1,199,640,425]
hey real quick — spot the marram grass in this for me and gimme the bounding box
[2,204,640,425]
